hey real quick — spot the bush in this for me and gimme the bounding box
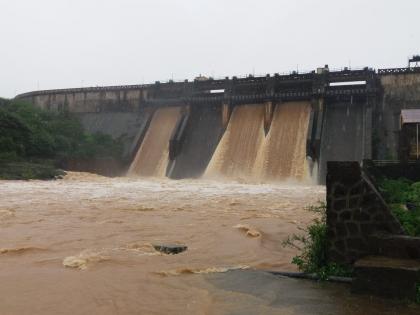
[389,204,420,236]
[379,178,412,204]
[283,202,352,280]
[379,178,420,237]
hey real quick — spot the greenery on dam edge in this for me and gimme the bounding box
[0,98,123,180]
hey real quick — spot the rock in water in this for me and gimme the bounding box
[153,244,187,255]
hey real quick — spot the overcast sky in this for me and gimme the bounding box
[1,0,419,98]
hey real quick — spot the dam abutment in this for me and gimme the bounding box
[318,98,373,183]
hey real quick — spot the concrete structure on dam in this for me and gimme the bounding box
[15,64,420,183]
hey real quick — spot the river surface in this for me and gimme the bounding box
[0,173,418,314]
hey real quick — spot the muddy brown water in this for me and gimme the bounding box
[0,173,418,314]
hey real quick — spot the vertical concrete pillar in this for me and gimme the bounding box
[117,90,122,109]
[63,94,69,113]
[314,97,325,159]
[181,104,190,116]
[82,91,87,109]
[47,94,51,111]
[142,89,148,102]
[363,98,373,160]
[363,96,376,160]
[98,91,105,113]
[306,99,316,158]
[222,103,231,129]
[264,101,274,135]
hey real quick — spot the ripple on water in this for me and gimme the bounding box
[155,265,250,277]
[233,224,262,238]
[0,247,47,255]
[63,243,160,270]
[63,250,110,270]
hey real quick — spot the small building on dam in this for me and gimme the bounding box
[15,63,420,183]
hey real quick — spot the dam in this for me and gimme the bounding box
[6,65,420,314]
[15,65,420,183]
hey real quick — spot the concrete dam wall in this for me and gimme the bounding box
[169,104,224,179]
[76,110,153,158]
[15,67,420,183]
[319,101,371,181]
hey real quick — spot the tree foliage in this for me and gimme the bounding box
[0,98,123,162]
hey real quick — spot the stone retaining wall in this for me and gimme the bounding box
[326,161,404,264]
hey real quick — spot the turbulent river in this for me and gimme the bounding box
[0,173,418,314]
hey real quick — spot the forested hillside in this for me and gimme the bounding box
[0,98,122,179]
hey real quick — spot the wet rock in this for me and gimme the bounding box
[153,244,187,255]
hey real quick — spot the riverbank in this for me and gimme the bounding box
[0,161,65,180]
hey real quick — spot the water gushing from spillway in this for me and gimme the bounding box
[206,102,311,182]
[254,101,311,181]
[205,104,266,180]
[128,106,182,177]
[128,102,312,182]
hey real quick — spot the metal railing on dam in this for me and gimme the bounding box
[378,67,420,75]
[15,67,379,102]
[16,66,420,105]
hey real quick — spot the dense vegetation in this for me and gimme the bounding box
[0,98,123,179]
[379,178,420,237]
[283,202,352,280]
